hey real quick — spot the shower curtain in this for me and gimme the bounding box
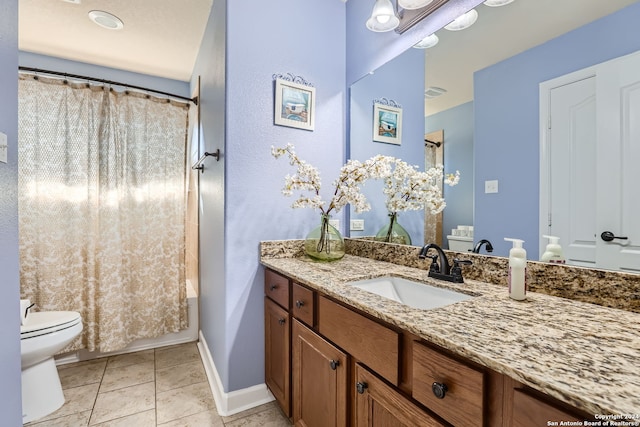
[18,74,189,353]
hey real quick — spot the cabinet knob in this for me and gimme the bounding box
[278,318,286,326]
[432,382,448,399]
[356,382,368,394]
[329,359,340,370]
[295,300,305,309]
[269,284,278,291]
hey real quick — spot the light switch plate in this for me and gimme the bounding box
[350,219,365,231]
[485,180,498,194]
[0,132,7,164]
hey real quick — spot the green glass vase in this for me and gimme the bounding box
[375,212,412,245]
[304,214,345,261]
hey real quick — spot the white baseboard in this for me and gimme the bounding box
[197,331,274,416]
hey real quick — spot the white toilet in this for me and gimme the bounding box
[447,235,474,252]
[21,311,83,423]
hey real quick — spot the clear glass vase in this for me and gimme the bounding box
[375,212,412,245]
[304,214,345,261]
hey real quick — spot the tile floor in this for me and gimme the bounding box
[26,342,292,427]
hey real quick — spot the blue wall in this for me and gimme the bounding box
[0,0,23,425]
[474,2,640,258]
[193,0,346,393]
[350,48,425,244]
[426,101,474,244]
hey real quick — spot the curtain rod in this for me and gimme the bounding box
[18,66,197,105]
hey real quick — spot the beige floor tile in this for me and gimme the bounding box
[156,360,206,393]
[224,403,292,427]
[155,343,201,369]
[89,382,155,425]
[221,402,278,423]
[106,349,155,369]
[156,382,216,425]
[91,409,156,427]
[157,410,223,427]
[32,383,100,424]
[27,410,91,427]
[99,360,154,393]
[59,359,107,389]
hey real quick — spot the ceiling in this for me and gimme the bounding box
[19,0,213,82]
[18,0,637,97]
[424,0,638,115]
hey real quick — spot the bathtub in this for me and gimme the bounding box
[55,280,199,365]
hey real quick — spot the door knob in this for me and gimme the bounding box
[601,231,628,242]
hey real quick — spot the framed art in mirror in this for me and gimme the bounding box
[373,102,402,145]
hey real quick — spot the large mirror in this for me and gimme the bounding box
[349,0,640,272]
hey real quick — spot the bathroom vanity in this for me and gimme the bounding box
[261,240,640,426]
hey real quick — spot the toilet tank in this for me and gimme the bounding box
[447,235,474,252]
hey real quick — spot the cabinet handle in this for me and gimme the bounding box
[278,318,286,326]
[356,382,368,394]
[432,382,448,399]
[295,300,305,309]
[269,284,278,291]
[329,359,340,370]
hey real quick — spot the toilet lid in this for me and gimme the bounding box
[21,311,82,339]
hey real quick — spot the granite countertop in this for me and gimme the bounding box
[260,253,640,417]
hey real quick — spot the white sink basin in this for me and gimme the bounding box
[347,276,472,310]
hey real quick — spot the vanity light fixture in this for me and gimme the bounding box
[413,33,439,49]
[88,10,124,30]
[366,0,400,32]
[444,9,478,31]
[398,0,435,10]
[483,0,515,6]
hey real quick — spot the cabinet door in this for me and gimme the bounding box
[354,364,445,427]
[265,298,291,417]
[510,388,583,427]
[293,319,348,427]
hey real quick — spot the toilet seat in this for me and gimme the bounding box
[21,311,82,340]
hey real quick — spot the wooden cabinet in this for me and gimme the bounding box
[264,268,590,427]
[412,341,484,427]
[354,363,445,427]
[293,319,348,427]
[318,295,400,385]
[264,297,291,417]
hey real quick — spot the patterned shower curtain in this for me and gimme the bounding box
[18,74,189,353]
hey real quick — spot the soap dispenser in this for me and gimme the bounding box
[541,235,566,264]
[504,238,526,301]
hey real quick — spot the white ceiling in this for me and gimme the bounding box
[424,0,638,115]
[19,0,213,82]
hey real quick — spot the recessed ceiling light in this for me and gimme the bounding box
[444,9,478,31]
[413,33,439,49]
[88,10,124,30]
[483,0,515,6]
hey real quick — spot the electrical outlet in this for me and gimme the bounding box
[485,180,499,194]
[329,219,340,230]
[350,219,365,231]
[0,132,7,164]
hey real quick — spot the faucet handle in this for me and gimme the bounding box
[451,259,473,282]
[426,255,440,273]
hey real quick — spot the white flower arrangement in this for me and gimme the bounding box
[271,143,390,216]
[382,158,460,215]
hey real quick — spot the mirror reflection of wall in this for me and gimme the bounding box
[349,48,425,245]
[348,0,640,273]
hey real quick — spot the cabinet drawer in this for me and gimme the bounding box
[412,341,484,427]
[318,296,399,385]
[511,389,583,427]
[265,269,290,309]
[292,282,314,326]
